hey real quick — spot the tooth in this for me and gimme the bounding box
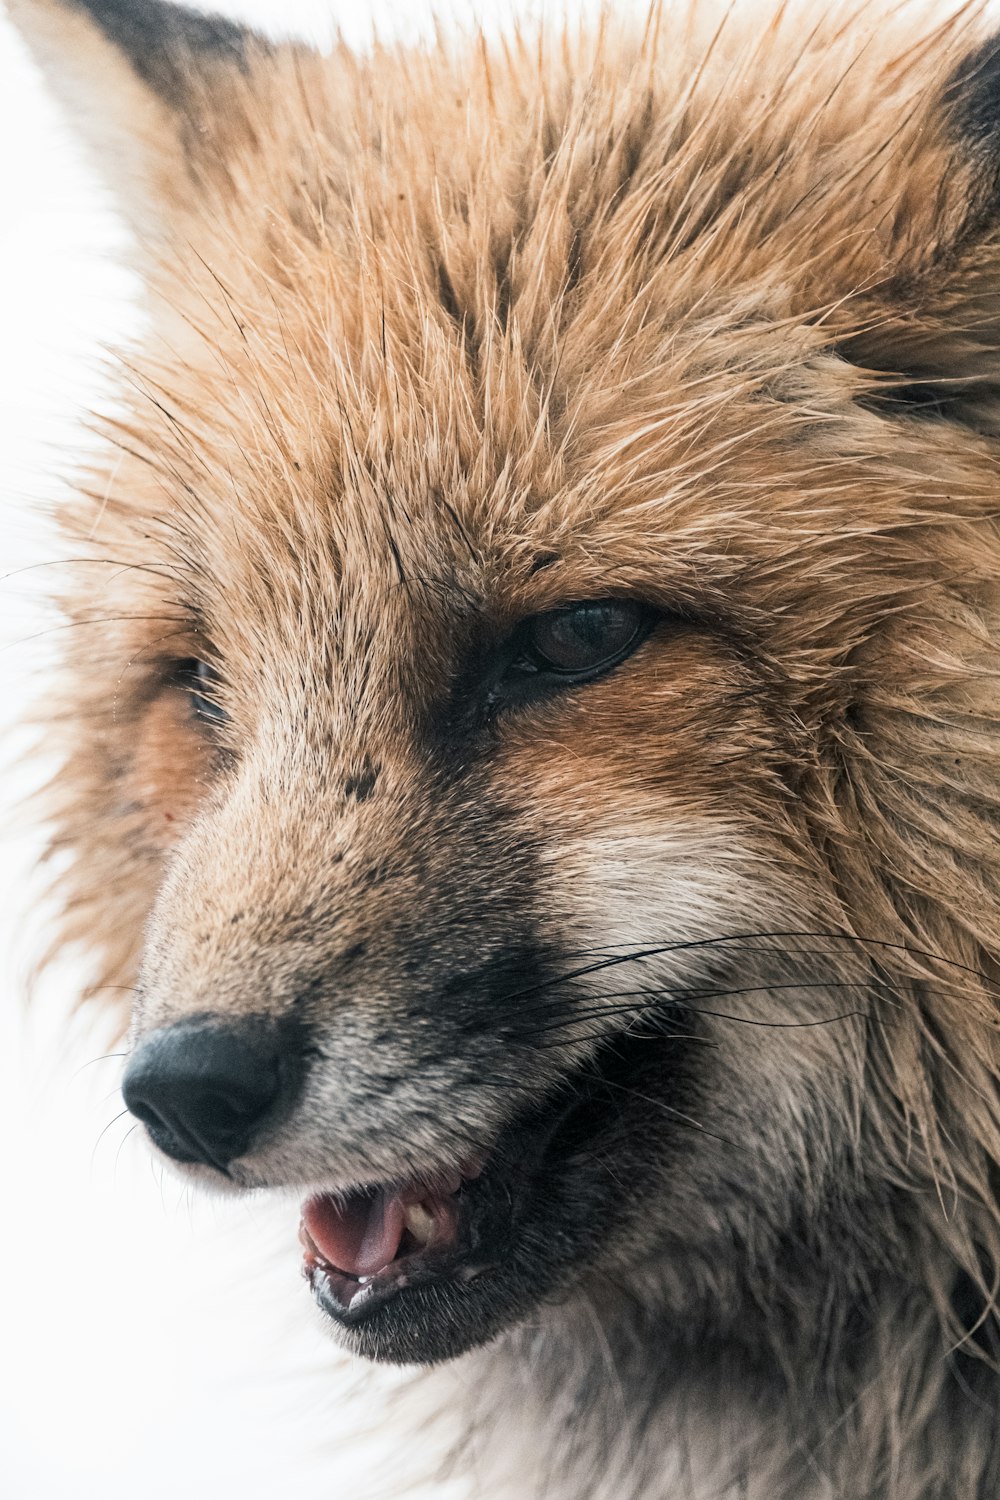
[403,1201,437,1247]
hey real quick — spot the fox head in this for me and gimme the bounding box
[14,0,1000,1490]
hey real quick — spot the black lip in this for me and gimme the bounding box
[306,1240,501,1325]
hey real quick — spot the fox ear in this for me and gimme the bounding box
[839,34,1000,435]
[6,0,266,235]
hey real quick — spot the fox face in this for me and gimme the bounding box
[16,0,1000,1490]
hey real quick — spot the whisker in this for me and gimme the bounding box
[573,1066,753,1156]
[531,1024,714,1052]
[71,1050,129,1080]
[506,977,895,1037]
[91,1108,132,1166]
[3,614,190,653]
[0,557,185,588]
[500,930,1000,1008]
[527,1007,868,1050]
[114,1122,142,1178]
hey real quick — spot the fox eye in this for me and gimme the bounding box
[174,659,227,726]
[519,600,650,677]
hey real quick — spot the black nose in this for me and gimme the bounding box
[122,1016,301,1171]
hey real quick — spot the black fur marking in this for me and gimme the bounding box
[62,0,255,107]
[853,379,1000,434]
[435,260,482,374]
[436,261,465,331]
[833,337,1000,436]
[853,381,976,423]
[344,764,380,803]
[944,36,1000,148]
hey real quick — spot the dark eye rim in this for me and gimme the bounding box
[497,598,658,697]
[170,657,228,726]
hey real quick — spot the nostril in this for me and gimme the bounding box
[178,1077,276,1150]
[122,1015,303,1171]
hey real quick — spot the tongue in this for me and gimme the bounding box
[302,1188,406,1277]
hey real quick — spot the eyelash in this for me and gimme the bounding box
[173,658,227,726]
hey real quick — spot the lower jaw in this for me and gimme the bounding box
[306,1255,539,1364]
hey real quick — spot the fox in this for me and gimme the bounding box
[13,0,1000,1494]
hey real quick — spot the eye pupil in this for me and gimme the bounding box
[527,601,645,674]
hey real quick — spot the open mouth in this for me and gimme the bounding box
[297,1070,589,1336]
[296,1024,686,1346]
[299,1159,491,1323]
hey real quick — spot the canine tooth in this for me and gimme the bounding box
[403,1201,437,1246]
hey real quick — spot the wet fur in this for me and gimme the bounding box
[13,0,1000,1494]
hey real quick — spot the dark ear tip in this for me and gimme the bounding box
[58,0,260,97]
[944,35,1000,147]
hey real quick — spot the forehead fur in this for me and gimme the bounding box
[75,1,999,667]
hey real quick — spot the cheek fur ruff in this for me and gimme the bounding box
[14,0,1000,1496]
